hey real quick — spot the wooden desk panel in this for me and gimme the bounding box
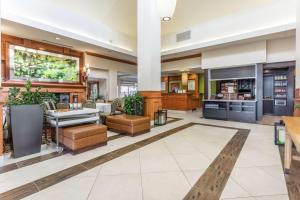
[162,93,199,111]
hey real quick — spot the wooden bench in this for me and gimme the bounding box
[59,124,107,154]
[106,115,150,137]
[282,116,300,172]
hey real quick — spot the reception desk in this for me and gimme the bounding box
[162,93,199,111]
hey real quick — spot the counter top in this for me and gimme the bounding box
[162,93,194,95]
[204,99,257,102]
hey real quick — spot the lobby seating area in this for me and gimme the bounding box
[0,0,300,200]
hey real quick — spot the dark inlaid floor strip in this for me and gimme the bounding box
[151,117,182,128]
[279,146,300,200]
[183,128,249,200]
[0,133,129,175]
[0,122,249,200]
[0,123,194,200]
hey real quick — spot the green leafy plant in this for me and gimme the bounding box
[123,94,144,116]
[295,104,300,109]
[12,47,79,83]
[6,81,57,106]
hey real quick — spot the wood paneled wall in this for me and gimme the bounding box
[1,34,86,102]
[1,34,84,85]
[161,73,199,95]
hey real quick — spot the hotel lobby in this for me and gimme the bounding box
[0,0,300,199]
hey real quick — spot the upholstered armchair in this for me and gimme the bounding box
[110,98,124,115]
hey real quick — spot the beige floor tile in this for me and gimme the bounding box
[142,171,190,200]
[221,178,251,199]
[231,167,288,196]
[88,174,142,200]
[254,194,289,200]
[183,169,206,186]
[28,176,97,200]
[173,153,211,170]
[140,154,180,173]
[100,152,140,175]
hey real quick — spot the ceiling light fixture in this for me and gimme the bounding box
[158,0,177,21]
[55,37,61,40]
[162,17,171,21]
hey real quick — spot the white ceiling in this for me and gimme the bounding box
[161,0,272,36]
[1,0,295,61]
[1,19,137,62]
[14,0,272,37]
[49,0,137,37]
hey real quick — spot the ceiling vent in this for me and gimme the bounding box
[176,30,191,42]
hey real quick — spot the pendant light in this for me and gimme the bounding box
[157,0,177,21]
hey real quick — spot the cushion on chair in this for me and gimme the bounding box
[62,124,107,140]
[106,115,150,126]
[44,101,57,110]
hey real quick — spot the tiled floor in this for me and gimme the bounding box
[0,110,290,200]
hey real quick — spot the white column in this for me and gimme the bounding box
[108,70,118,100]
[137,0,161,91]
[297,0,300,88]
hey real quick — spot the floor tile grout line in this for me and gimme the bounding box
[0,122,250,200]
[0,118,183,171]
[0,122,195,200]
[228,176,253,198]
[86,166,103,200]
[138,151,145,200]
[162,137,194,187]
[183,129,250,200]
[0,133,133,174]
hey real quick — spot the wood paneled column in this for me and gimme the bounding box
[137,0,161,119]
[139,91,162,120]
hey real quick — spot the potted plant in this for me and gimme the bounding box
[6,81,54,158]
[294,104,300,117]
[123,93,144,116]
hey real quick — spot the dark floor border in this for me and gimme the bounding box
[0,117,183,175]
[0,134,122,175]
[184,127,249,200]
[0,122,249,200]
[279,146,300,200]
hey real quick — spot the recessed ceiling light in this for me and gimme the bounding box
[162,17,171,21]
[55,37,61,40]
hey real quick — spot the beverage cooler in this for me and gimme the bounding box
[263,66,294,116]
[273,75,289,116]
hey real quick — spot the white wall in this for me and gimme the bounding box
[161,57,201,72]
[85,55,137,74]
[85,54,136,100]
[1,0,136,55]
[162,0,297,55]
[108,71,118,100]
[202,41,267,69]
[267,37,296,63]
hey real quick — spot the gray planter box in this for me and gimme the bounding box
[9,105,43,158]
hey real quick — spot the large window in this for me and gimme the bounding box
[120,84,137,97]
[9,45,80,83]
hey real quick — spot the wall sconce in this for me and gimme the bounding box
[181,72,188,86]
[82,64,90,81]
